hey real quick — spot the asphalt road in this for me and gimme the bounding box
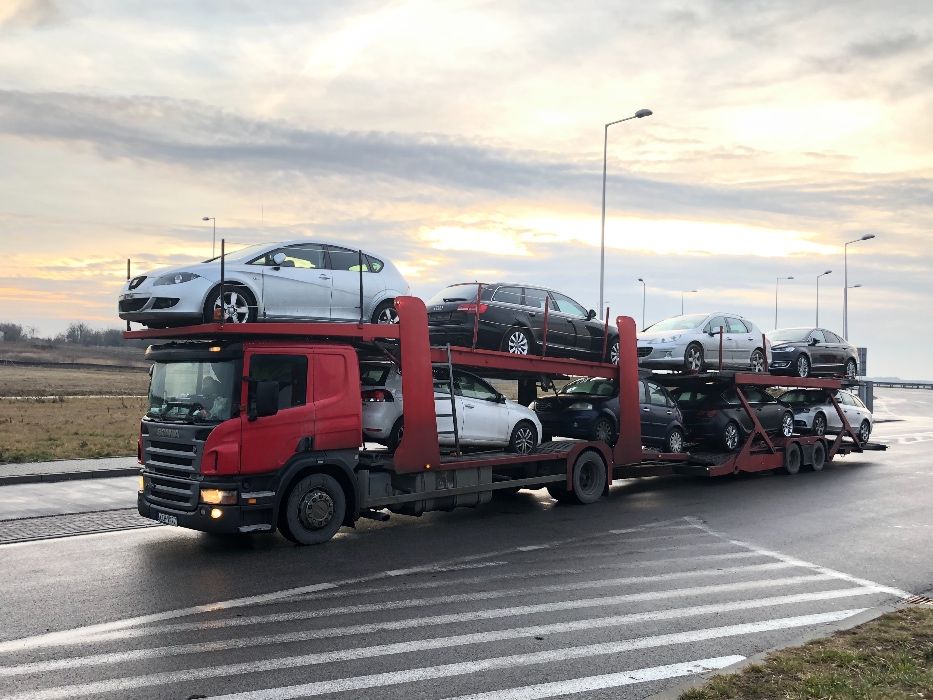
[0,388,930,699]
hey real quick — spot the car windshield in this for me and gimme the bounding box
[147,361,237,423]
[202,242,270,263]
[559,378,617,397]
[779,389,827,405]
[643,314,707,332]
[769,328,811,342]
[360,363,393,386]
[425,284,493,305]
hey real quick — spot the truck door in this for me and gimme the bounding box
[240,352,314,475]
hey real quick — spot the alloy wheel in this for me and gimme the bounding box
[686,346,703,371]
[377,306,400,324]
[214,290,250,323]
[859,420,871,442]
[797,355,810,378]
[507,330,529,355]
[845,360,857,380]
[724,423,739,450]
[609,341,620,365]
[782,412,794,437]
[668,429,684,453]
[813,413,826,436]
[750,350,765,373]
[513,426,535,454]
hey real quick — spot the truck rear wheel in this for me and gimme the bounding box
[782,443,801,475]
[280,473,346,545]
[810,440,826,472]
[568,451,607,505]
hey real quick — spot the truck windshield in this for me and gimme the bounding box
[147,360,237,423]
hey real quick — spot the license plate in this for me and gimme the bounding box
[157,512,178,526]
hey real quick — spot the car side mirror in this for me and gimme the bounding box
[250,380,279,420]
[496,393,507,403]
[587,309,597,321]
[809,337,819,346]
[272,252,287,266]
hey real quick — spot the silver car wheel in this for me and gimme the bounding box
[859,420,871,442]
[513,427,535,453]
[723,422,740,451]
[782,412,794,437]
[845,359,857,379]
[507,330,529,355]
[668,428,684,453]
[812,412,826,436]
[685,345,703,371]
[377,306,399,324]
[750,349,765,373]
[796,355,810,377]
[214,290,250,323]
[609,340,620,365]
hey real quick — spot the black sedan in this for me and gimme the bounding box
[766,327,859,378]
[531,377,686,452]
[426,283,620,364]
[666,380,795,451]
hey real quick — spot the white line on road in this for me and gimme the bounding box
[0,587,883,679]
[441,655,747,700]
[157,610,864,700]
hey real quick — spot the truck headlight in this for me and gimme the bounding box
[154,272,201,286]
[200,489,237,505]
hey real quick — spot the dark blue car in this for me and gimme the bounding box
[532,377,686,453]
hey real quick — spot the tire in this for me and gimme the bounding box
[386,418,404,452]
[546,483,572,503]
[279,473,346,545]
[795,354,810,378]
[591,416,617,447]
[204,285,256,324]
[811,440,826,472]
[722,421,741,451]
[750,348,766,373]
[501,327,533,356]
[684,343,705,372]
[666,427,685,453]
[508,420,537,454]
[780,411,795,437]
[812,412,827,437]
[567,451,607,505]
[606,338,620,365]
[783,443,801,475]
[845,359,858,380]
[858,419,871,443]
[372,299,399,324]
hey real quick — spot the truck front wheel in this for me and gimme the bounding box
[280,473,346,545]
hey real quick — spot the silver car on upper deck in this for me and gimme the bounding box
[118,241,410,327]
[637,312,771,372]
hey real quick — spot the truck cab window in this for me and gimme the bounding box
[250,355,308,409]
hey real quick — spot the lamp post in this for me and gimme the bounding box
[599,108,653,312]
[844,234,875,339]
[637,278,646,330]
[816,270,832,326]
[681,289,697,315]
[202,216,216,257]
[775,275,794,329]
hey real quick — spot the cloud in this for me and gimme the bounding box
[0,0,62,29]
[847,31,930,60]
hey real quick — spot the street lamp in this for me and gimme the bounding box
[681,289,697,315]
[844,233,875,339]
[775,275,794,329]
[202,216,216,257]
[816,270,832,326]
[637,278,646,330]
[599,108,653,312]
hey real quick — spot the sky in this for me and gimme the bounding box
[1,0,931,376]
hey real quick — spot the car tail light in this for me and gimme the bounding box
[362,389,394,402]
[456,303,488,314]
[697,409,718,418]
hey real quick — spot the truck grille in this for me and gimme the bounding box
[145,472,198,512]
[637,347,653,357]
[119,298,149,312]
[141,422,206,473]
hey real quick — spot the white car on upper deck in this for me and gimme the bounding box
[118,241,410,327]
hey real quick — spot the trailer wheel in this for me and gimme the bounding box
[782,443,801,475]
[280,473,346,545]
[568,451,607,505]
[811,440,826,472]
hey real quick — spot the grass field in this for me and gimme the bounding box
[0,396,147,463]
[0,365,149,397]
[681,606,933,700]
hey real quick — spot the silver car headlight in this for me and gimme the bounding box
[659,334,682,344]
[154,272,202,286]
[568,402,593,411]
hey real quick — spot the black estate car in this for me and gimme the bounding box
[532,377,685,452]
[426,283,620,364]
[666,380,795,451]
[766,327,859,378]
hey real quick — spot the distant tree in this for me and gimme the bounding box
[0,322,25,342]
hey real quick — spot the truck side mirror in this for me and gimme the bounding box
[251,381,279,420]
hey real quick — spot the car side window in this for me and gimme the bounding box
[726,317,750,334]
[524,287,548,310]
[851,394,866,408]
[837,392,856,406]
[706,316,726,334]
[647,383,669,407]
[551,292,588,317]
[455,372,498,401]
[722,387,740,405]
[327,246,370,272]
[365,254,384,273]
[492,286,523,306]
[248,246,326,269]
[810,329,826,343]
[823,330,841,343]
[638,380,648,403]
[249,355,307,409]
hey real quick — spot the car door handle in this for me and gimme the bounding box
[528,312,536,317]
[464,404,475,409]
[642,407,650,412]
[666,410,673,415]
[318,274,331,280]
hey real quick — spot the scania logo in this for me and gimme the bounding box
[155,428,180,438]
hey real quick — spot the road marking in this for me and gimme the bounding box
[78,561,802,641]
[24,610,861,700]
[441,655,746,699]
[0,587,882,678]
[685,518,912,598]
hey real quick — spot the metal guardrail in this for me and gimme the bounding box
[871,381,933,390]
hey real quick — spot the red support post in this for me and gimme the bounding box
[471,283,482,349]
[542,302,550,357]
[613,315,644,466]
[126,259,131,332]
[601,307,610,360]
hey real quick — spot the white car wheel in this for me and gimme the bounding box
[845,359,858,379]
[508,421,537,454]
[750,348,766,373]
[207,287,254,324]
[504,328,531,355]
[781,411,794,437]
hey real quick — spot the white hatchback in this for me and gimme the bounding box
[118,241,410,327]
[360,362,542,454]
